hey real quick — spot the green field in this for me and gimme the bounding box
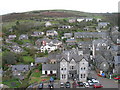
[23,56,34,63]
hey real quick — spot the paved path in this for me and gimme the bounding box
[90,71,118,88]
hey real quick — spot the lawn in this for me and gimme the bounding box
[2,79,21,88]
[29,70,50,84]
[22,39,31,43]
[23,56,34,63]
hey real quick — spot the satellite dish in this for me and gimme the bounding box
[100,62,109,72]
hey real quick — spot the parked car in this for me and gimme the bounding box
[91,78,99,83]
[60,82,64,88]
[38,83,43,89]
[83,82,89,88]
[77,82,84,87]
[87,80,94,86]
[93,83,103,88]
[114,76,120,80]
[65,82,71,88]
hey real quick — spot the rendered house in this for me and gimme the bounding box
[41,49,89,82]
[42,64,57,75]
[45,21,52,27]
[40,44,57,53]
[58,50,89,82]
[8,35,16,40]
[77,18,85,22]
[19,34,28,40]
[98,22,110,28]
[63,33,73,38]
[31,31,44,37]
[46,30,58,37]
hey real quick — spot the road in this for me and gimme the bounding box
[90,71,118,88]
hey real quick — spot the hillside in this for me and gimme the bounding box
[1,9,118,25]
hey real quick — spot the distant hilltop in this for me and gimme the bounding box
[1,9,118,25]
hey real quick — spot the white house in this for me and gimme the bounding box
[8,35,16,40]
[45,21,52,27]
[46,30,58,37]
[77,18,85,22]
[42,64,57,75]
[40,44,57,53]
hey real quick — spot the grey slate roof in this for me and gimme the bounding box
[114,56,120,65]
[12,65,30,71]
[58,49,88,62]
[35,57,49,64]
[42,64,57,70]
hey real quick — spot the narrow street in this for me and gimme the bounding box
[90,71,118,88]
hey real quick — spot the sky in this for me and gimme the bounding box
[0,0,120,15]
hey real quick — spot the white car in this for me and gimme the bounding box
[88,80,94,86]
[83,82,89,88]
[91,79,99,83]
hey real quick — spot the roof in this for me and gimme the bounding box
[42,64,57,70]
[12,65,30,71]
[114,56,120,64]
[64,33,73,36]
[35,57,48,64]
[58,49,88,62]
[36,38,51,43]
[66,39,77,43]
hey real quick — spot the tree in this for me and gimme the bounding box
[2,52,17,65]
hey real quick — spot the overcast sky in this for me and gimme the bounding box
[0,0,119,15]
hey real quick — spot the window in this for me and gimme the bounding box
[64,68,66,70]
[71,66,74,69]
[62,74,66,79]
[81,68,83,70]
[61,68,63,70]
[81,74,83,78]
[83,74,86,78]
[84,67,86,70]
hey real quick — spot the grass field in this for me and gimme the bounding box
[23,56,34,63]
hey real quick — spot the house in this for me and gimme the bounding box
[35,38,51,46]
[42,64,57,75]
[63,33,73,39]
[11,65,30,80]
[46,30,58,37]
[8,35,16,40]
[78,41,92,49]
[58,50,89,82]
[45,21,52,27]
[98,22,110,28]
[19,34,28,40]
[68,18,76,23]
[83,27,89,31]
[74,32,108,39]
[35,57,49,64]
[49,39,62,46]
[114,56,120,73]
[31,31,44,37]
[40,44,57,53]
[96,18,102,22]
[60,25,72,29]
[11,45,23,53]
[66,38,77,45]
[95,54,110,72]
[77,18,85,22]
[85,18,93,22]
